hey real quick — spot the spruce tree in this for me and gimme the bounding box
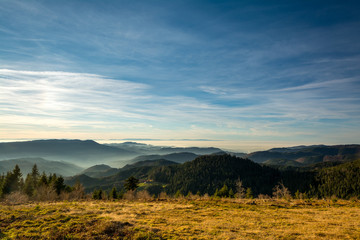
[124,176,139,191]
[110,187,118,199]
[246,188,253,199]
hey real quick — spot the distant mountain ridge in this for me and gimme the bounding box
[1,140,359,170]
[0,139,138,167]
[246,144,360,166]
[107,142,222,155]
[0,157,84,176]
[0,140,226,168]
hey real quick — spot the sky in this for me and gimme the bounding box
[1,0,360,152]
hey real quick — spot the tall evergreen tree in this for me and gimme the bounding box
[31,164,40,186]
[124,176,139,191]
[39,172,48,186]
[53,176,65,195]
[23,174,34,196]
[110,187,118,199]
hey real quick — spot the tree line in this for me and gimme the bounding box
[2,155,359,201]
[0,164,84,201]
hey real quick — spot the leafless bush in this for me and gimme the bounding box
[136,190,152,200]
[185,192,197,200]
[4,191,29,204]
[235,179,246,198]
[33,185,58,201]
[123,190,136,200]
[272,182,291,200]
[158,192,168,200]
[258,194,271,200]
[201,193,210,200]
[69,183,86,200]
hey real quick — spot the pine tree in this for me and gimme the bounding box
[53,176,65,195]
[11,164,22,192]
[218,184,229,198]
[39,172,48,186]
[229,188,235,198]
[124,176,139,191]
[110,187,118,200]
[246,187,253,199]
[93,189,103,200]
[0,165,22,196]
[24,174,34,196]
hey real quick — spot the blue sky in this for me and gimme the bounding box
[1,0,360,151]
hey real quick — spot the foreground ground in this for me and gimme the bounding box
[0,198,359,239]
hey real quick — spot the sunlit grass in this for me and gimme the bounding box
[1,198,359,239]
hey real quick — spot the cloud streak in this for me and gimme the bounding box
[1,1,360,150]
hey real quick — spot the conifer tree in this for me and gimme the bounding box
[218,184,229,197]
[2,165,22,194]
[124,176,139,191]
[246,188,253,199]
[53,176,65,195]
[229,188,235,198]
[39,172,48,186]
[110,187,118,199]
[23,174,34,196]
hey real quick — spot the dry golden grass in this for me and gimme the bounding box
[1,198,359,239]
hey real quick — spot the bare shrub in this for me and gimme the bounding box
[4,191,29,204]
[235,179,246,198]
[123,190,136,200]
[158,192,168,200]
[258,194,271,200]
[201,193,210,200]
[186,192,197,200]
[59,192,71,201]
[136,190,152,200]
[34,185,57,201]
[69,183,86,200]
[272,182,291,200]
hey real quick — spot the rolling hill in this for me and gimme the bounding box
[127,152,198,164]
[65,159,179,191]
[80,164,119,178]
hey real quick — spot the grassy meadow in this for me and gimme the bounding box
[1,198,359,239]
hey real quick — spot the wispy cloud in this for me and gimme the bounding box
[1,1,360,150]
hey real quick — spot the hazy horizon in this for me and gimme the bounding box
[0,138,355,153]
[1,1,360,150]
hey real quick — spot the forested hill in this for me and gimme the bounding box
[150,154,312,196]
[315,159,360,199]
[62,153,360,199]
[153,154,358,199]
[247,144,360,165]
